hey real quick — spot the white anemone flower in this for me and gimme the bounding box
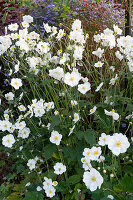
[71,100,78,106]
[64,71,81,87]
[45,186,56,198]
[94,61,104,68]
[18,105,26,112]
[49,67,64,81]
[78,82,91,94]
[18,127,30,139]
[23,15,33,23]
[92,48,104,58]
[104,109,119,120]
[83,168,103,191]
[2,134,15,148]
[8,23,19,31]
[68,125,75,136]
[54,162,66,175]
[11,78,22,90]
[90,106,97,115]
[90,147,102,161]
[107,133,130,156]
[49,131,62,145]
[27,159,36,170]
[95,82,103,92]
[5,92,14,101]
[22,21,29,28]
[109,74,118,85]
[56,29,64,40]
[113,25,122,35]
[43,177,53,190]
[73,113,80,123]
[98,133,110,146]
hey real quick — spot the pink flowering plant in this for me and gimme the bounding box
[0,15,133,200]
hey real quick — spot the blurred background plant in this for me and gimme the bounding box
[0,0,36,34]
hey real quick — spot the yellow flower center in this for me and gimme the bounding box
[49,190,52,194]
[91,176,96,182]
[82,86,86,90]
[4,124,7,127]
[103,137,106,141]
[59,168,61,171]
[70,77,75,81]
[30,163,33,166]
[87,151,90,155]
[14,82,18,85]
[54,136,58,140]
[94,150,99,155]
[116,141,122,147]
[7,139,10,143]
[19,124,22,127]
[53,181,57,186]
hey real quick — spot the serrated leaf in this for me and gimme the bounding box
[50,115,61,130]
[24,192,44,200]
[17,164,25,173]
[84,129,96,146]
[68,175,81,185]
[43,144,57,160]
[114,174,133,193]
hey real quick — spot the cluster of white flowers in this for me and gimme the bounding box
[94,25,133,74]
[0,16,132,198]
[82,131,130,191]
[43,177,58,198]
[23,99,55,118]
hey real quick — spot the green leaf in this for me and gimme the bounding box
[24,192,44,200]
[13,184,25,192]
[67,175,81,185]
[65,0,70,7]
[84,129,96,146]
[8,7,16,10]
[17,164,25,174]
[114,174,133,193]
[24,1,32,7]
[50,115,61,130]
[53,0,62,4]
[76,131,84,140]
[2,12,8,24]
[43,144,57,160]
[0,160,5,166]
[5,192,22,200]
